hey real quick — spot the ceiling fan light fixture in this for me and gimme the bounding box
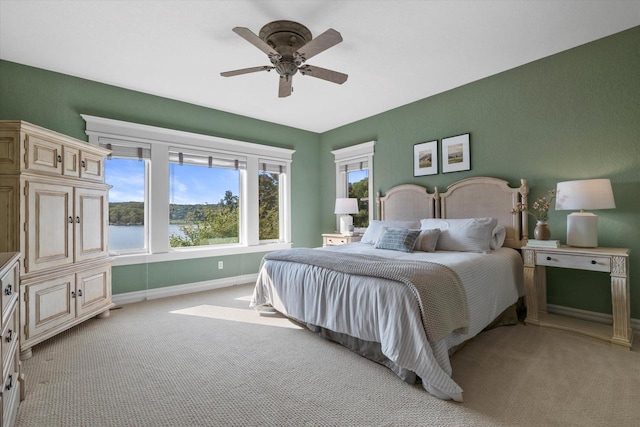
[221,20,348,98]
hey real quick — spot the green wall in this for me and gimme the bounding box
[0,60,321,293]
[2,26,639,319]
[320,26,640,318]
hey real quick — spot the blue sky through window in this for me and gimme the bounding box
[106,159,240,205]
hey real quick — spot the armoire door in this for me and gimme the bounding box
[74,187,109,262]
[25,181,74,274]
[23,273,76,341]
[76,264,111,318]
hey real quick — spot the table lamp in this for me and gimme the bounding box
[555,179,616,248]
[334,198,359,235]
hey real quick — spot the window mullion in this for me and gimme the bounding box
[150,146,170,254]
[244,157,259,246]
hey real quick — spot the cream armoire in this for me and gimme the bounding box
[0,121,113,360]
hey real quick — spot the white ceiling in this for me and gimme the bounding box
[1,1,639,133]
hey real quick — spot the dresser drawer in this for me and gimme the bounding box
[536,252,610,272]
[1,261,18,317]
[2,303,19,377]
[2,348,20,427]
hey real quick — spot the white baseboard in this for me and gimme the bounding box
[112,273,259,306]
[547,304,640,334]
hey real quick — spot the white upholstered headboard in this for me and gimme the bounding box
[377,184,436,221]
[376,177,529,248]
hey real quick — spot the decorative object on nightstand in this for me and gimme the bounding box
[334,198,359,235]
[525,239,560,248]
[513,188,555,241]
[555,179,616,248]
[322,233,361,247]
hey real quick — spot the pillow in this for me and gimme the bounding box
[375,228,421,252]
[490,225,507,250]
[414,228,441,252]
[420,217,498,252]
[360,220,420,244]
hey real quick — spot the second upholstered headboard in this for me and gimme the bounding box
[376,176,529,248]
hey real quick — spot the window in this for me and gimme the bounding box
[259,160,286,241]
[347,168,369,228]
[102,140,151,255]
[83,115,294,265]
[332,141,375,231]
[168,149,243,248]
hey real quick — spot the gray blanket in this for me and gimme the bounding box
[264,249,469,342]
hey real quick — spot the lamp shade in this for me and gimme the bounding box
[555,179,616,211]
[334,198,359,215]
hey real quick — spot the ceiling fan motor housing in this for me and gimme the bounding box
[260,20,312,76]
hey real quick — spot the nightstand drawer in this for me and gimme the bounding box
[536,252,610,272]
[325,236,348,246]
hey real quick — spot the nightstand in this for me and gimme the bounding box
[521,245,633,349]
[322,233,362,247]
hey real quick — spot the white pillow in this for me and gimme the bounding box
[360,220,420,244]
[490,225,507,250]
[420,217,498,252]
[414,228,441,252]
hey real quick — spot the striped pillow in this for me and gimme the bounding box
[360,220,421,245]
[375,228,421,252]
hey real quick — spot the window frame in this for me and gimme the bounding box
[83,115,294,267]
[332,141,375,233]
[104,156,150,255]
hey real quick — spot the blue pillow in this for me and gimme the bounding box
[374,228,421,253]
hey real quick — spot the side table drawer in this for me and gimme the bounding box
[536,252,610,272]
[325,236,348,246]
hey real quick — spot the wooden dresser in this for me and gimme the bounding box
[0,252,23,427]
[0,121,114,360]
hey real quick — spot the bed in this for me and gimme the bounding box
[251,177,530,401]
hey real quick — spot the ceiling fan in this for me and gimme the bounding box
[220,20,348,98]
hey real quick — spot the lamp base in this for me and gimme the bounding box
[339,215,354,236]
[567,212,598,248]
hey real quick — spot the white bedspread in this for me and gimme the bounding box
[250,243,524,402]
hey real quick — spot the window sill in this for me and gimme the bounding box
[111,242,293,267]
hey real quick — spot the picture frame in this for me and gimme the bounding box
[413,140,438,176]
[441,133,470,173]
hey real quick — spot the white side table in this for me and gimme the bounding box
[522,245,633,349]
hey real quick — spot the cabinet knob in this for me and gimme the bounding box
[57,154,62,163]
[71,291,76,299]
[5,329,12,343]
[78,289,83,297]
[591,260,597,265]
[68,216,73,223]
[546,256,552,261]
[76,216,81,223]
[81,160,86,168]
[3,284,11,296]
[5,374,12,391]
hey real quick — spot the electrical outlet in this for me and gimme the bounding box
[218,261,224,270]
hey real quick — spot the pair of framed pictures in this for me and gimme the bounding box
[413,133,470,176]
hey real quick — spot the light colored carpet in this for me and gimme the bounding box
[15,283,640,427]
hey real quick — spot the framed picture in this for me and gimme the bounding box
[442,133,470,173]
[413,140,438,176]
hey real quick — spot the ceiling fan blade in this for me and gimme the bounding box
[220,66,274,77]
[299,65,348,84]
[296,29,343,61]
[278,76,292,98]
[232,27,280,58]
